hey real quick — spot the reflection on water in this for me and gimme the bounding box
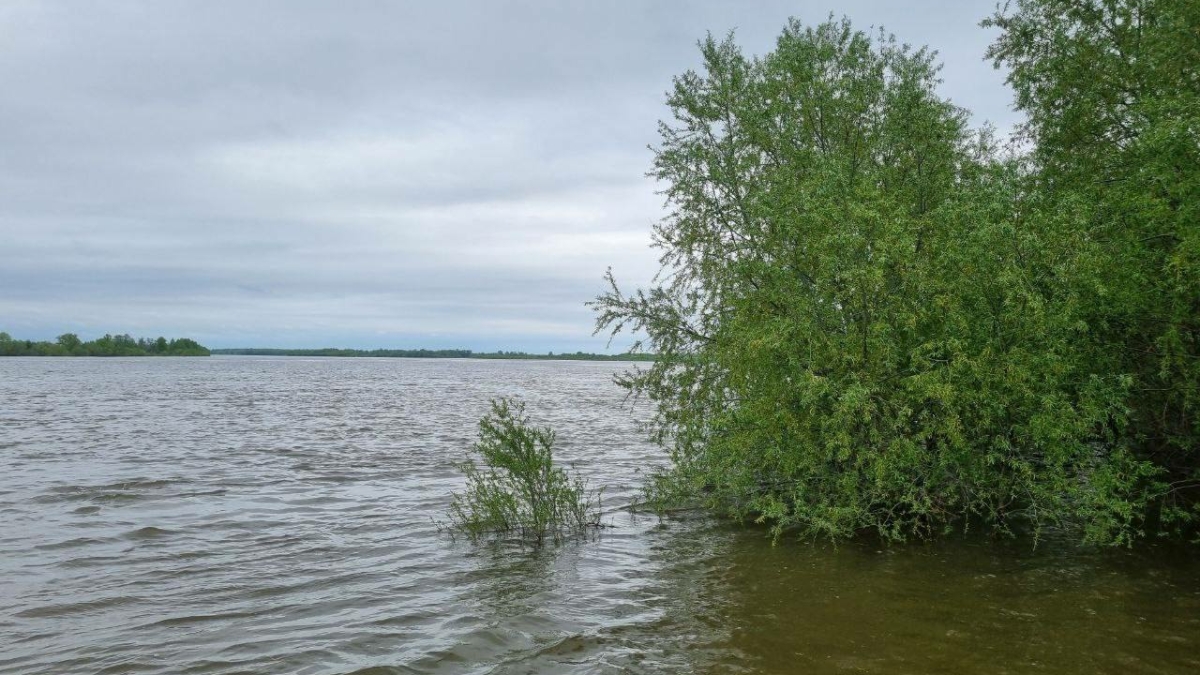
[1,356,1198,674]
[706,531,1200,674]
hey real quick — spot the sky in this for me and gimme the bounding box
[0,1,1021,352]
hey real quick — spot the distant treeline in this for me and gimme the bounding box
[0,332,210,357]
[211,348,654,361]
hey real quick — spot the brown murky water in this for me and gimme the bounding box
[2,356,1198,674]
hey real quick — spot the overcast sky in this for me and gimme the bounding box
[0,1,1019,351]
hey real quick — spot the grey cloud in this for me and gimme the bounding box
[0,1,1019,350]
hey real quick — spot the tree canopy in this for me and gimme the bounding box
[594,2,1200,544]
[0,332,210,357]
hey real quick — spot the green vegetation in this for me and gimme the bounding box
[594,2,1199,545]
[449,397,602,543]
[212,347,654,361]
[0,332,210,356]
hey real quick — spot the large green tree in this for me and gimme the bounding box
[986,0,1200,539]
[595,12,1189,543]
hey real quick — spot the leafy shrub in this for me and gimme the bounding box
[594,9,1199,545]
[449,397,602,543]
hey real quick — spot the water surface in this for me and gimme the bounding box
[1,356,1198,674]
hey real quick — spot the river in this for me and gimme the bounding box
[1,356,1197,674]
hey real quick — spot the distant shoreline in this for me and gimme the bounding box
[0,332,653,361]
[210,348,654,362]
[0,332,210,357]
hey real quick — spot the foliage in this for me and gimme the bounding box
[0,331,210,357]
[449,397,602,543]
[593,7,1200,545]
[984,0,1200,541]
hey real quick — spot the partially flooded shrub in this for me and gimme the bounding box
[449,397,601,543]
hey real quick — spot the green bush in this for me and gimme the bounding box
[449,398,602,543]
[593,6,1200,545]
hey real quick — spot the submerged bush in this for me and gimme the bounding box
[449,397,601,542]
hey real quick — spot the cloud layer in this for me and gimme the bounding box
[0,1,1018,351]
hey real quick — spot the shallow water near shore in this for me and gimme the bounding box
[2,356,1198,674]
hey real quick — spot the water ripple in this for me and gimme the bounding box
[2,356,1198,674]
